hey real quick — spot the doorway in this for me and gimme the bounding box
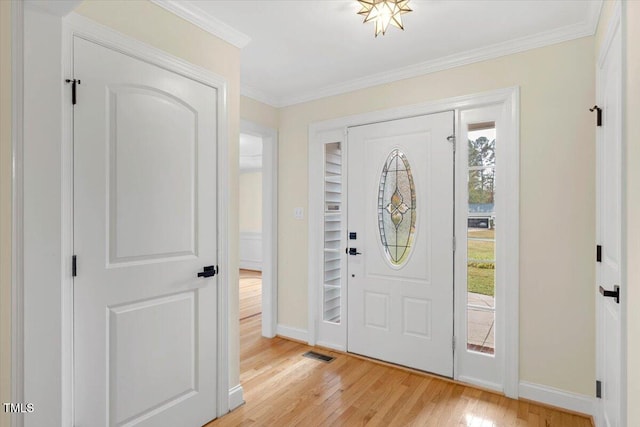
[308,88,519,396]
[239,132,264,321]
[239,120,278,337]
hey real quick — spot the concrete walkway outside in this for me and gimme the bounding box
[467,292,495,353]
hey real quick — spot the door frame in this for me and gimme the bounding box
[308,87,519,397]
[62,13,231,424]
[595,2,626,426]
[240,120,279,338]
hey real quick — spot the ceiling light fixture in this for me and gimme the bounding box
[357,0,412,37]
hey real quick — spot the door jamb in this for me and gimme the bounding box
[307,87,519,397]
[240,120,278,338]
[60,13,232,422]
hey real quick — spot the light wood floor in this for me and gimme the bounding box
[206,315,592,427]
[239,269,262,320]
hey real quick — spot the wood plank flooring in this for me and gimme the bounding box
[206,315,593,427]
[239,269,262,320]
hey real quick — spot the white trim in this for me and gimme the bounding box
[597,1,622,68]
[149,0,251,49]
[519,381,596,418]
[276,325,309,343]
[60,12,231,421]
[240,120,278,339]
[228,385,245,411]
[249,5,603,108]
[11,1,25,426]
[308,87,519,397]
[454,98,520,398]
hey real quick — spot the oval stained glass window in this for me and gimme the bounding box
[378,149,416,266]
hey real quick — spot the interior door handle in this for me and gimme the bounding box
[599,285,620,304]
[346,248,362,255]
[198,265,218,278]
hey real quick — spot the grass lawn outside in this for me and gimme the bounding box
[467,228,495,297]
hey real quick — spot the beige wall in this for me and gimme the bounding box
[0,1,11,426]
[239,172,262,233]
[75,0,243,387]
[624,2,640,425]
[241,95,279,130]
[276,37,596,395]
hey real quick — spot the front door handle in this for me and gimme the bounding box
[599,285,620,304]
[198,265,218,278]
[347,248,362,256]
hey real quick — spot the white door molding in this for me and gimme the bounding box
[17,12,234,426]
[308,86,519,397]
[240,120,278,338]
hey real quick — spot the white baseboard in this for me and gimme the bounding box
[228,384,244,411]
[519,381,595,417]
[276,324,309,343]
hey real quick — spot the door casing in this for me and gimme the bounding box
[308,87,520,398]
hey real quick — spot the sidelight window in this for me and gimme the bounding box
[466,122,496,355]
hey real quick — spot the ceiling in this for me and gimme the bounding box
[152,0,602,107]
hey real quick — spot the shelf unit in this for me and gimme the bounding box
[323,142,342,323]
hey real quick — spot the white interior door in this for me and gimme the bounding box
[347,112,455,376]
[596,18,622,427]
[73,37,218,427]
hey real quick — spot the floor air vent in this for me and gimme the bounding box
[302,351,335,363]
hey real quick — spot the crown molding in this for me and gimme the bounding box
[149,0,251,49]
[278,14,601,107]
[239,0,604,108]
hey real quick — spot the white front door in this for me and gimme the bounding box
[347,112,455,376]
[73,37,219,427]
[596,17,622,427]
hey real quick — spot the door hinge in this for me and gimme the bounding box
[447,135,456,151]
[452,236,456,252]
[589,105,602,127]
[72,255,77,277]
[65,78,81,105]
[596,245,602,263]
[452,336,456,351]
[596,380,602,398]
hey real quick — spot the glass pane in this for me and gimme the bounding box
[467,307,495,355]
[377,149,416,266]
[467,124,496,355]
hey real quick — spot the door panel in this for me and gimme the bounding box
[597,19,622,427]
[73,37,218,427]
[108,86,197,263]
[347,112,454,376]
